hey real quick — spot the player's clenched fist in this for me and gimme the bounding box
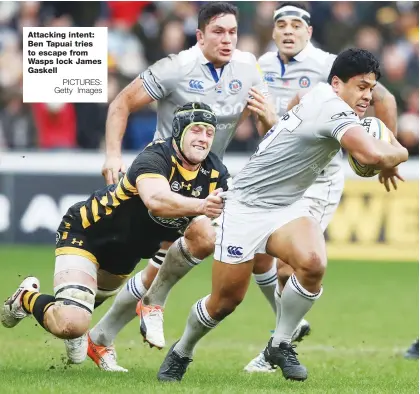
[102,155,127,185]
[199,188,224,219]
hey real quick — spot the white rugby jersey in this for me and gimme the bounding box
[231,82,359,208]
[141,44,268,159]
[258,42,342,176]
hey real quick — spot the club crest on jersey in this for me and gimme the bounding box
[299,76,310,88]
[264,72,276,84]
[191,186,202,198]
[188,79,205,93]
[171,181,181,192]
[215,83,223,94]
[228,79,242,94]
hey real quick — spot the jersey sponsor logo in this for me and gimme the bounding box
[264,72,276,84]
[148,211,190,229]
[299,76,310,88]
[171,181,181,191]
[216,122,237,130]
[188,79,204,93]
[228,79,242,94]
[331,111,357,120]
[227,245,243,258]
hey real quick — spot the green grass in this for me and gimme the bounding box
[0,245,418,393]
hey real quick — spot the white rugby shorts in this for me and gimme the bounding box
[214,195,313,264]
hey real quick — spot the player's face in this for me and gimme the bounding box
[183,124,216,164]
[273,18,312,58]
[333,73,377,117]
[197,14,238,67]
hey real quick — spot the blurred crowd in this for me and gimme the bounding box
[0,1,418,155]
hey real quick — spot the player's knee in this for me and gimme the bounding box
[209,294,244,320]
[184,218,215,259]
[52,282,95,338]
[297,251,326,280]
[54,307,91,339]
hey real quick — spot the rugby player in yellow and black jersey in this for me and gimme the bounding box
[1,102,227,368]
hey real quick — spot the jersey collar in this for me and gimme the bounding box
[194,44,229,83]
[292,41,315,62]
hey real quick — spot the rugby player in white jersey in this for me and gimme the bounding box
[65,2,280,370]
[156,48,408,382]
[245,2,399,373]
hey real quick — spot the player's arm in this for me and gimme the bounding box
[103,78,155,183]
[339,125,408,169]
[371,82,398,136]
[137,177,223,219]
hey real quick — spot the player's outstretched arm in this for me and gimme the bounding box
[371,83,398,136]
[137,177,224,219]
[102,78,155,185]
[340,125,408,169]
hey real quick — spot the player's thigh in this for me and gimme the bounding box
[96,269,129,302]
[266,216,327,274]
[207,258,255,318]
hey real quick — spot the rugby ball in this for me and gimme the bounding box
[348,117,391,178]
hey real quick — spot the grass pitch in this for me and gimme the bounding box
[0,245,418,393]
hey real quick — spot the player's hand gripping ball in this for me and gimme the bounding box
[348,117,391,178]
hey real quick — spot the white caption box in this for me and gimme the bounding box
[23,27,108,103]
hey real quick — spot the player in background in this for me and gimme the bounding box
[85,1,282,365]
[156,48,408,383]
[244,2,400,373]
[404,339,419,360]
[1,102,227,372]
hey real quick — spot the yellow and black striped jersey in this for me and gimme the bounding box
[62,137,229,268]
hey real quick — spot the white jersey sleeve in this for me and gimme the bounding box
[314,96,360,143]
[140,55,182,100]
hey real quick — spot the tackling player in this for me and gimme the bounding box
[0,102,227,372]
[245,2,400,373]
[156,49,408,383]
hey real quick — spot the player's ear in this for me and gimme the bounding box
[307,26,313,40]
[196,29,204,44]
[331,76,340,94]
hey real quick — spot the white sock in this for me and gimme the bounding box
[89,271,147,347]
[174,295,219,359]
[143,237,201,307]
[253,261,277,313]
[272,274,322,346]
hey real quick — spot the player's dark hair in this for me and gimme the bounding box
[198,2,238,31]
[327,48,381,84]
[275,2,309,13]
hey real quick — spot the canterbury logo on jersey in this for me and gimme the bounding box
[227,245,243,257]
[188,80,204,91]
